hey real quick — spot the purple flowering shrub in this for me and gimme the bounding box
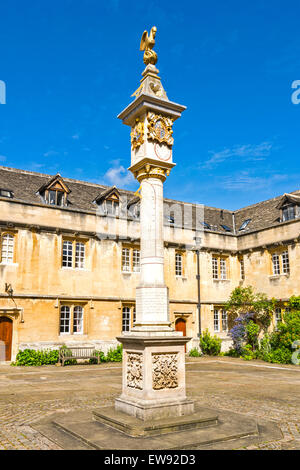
[229,313,254,354]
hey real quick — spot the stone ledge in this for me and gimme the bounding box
[93,405,217,437]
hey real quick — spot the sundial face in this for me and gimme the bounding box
[154,142,172,161]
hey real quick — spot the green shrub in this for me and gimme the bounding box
[13,349,59,366]
[89,350,107,364]
[270,311,300,351]
[245,321,260,350]
[188,348,202,357]
[241,344,259,361]
[224,348,240,357]
[263,348,292,364]
[106,345,123,362]
[200,330,222,356]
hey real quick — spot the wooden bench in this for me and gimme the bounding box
[59,346,101,366]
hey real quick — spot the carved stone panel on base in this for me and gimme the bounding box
[126,352,143,390]
[152,353,178,390]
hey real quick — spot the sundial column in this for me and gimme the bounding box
[115,48,192,419]
[135,170,171,330]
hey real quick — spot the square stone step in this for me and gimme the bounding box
[93,406,218,437]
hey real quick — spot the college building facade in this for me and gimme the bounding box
[0,165,299,361]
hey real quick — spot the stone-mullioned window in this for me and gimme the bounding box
[60,305,84,335]
[62,239,86,269]
[122,247,140,273]
[271,249,290,275]
[212,255,229,280]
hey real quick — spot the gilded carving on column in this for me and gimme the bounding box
[152,353,179,390]
[126,352,143,389]
[131,119,144,150]
[135,164,169,183]
[147,112,174,147]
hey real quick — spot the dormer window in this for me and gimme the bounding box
[129,203,140,219]
[282,203,296,222]
[46,189,66,206]
[276,194,300,222]
[127,196,140,220]
[105,199,119,216]
[38,174,70,207]
[94,186,120,217]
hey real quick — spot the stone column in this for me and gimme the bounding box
[135,174,171,331]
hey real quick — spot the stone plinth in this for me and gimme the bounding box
[115,334,194,421]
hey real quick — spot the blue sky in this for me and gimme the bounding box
[0,0,300,210]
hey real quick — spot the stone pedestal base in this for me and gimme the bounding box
[116,333,193,421]
[115,397,194,421]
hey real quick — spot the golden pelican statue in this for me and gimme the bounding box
[140,26,158,65]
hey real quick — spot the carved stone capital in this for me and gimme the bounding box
[135,164,171,183]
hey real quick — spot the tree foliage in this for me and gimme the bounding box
[225,286,274,332]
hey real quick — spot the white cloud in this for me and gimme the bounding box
[72,134,80,140]
[0,155,6,162]
[102,164,134,188]
[221,171,288,191]
[204,142,273,169]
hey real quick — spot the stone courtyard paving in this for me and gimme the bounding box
[0,357,299,450]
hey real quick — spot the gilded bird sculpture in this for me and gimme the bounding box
[140,26,158,65]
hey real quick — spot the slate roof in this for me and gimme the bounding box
[0,166,299,236]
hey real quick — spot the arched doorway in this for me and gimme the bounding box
[175,318,187,352]
[0,317,13,361]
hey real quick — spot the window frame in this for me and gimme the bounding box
[272,253,280,275]
[100,198,120,217]
[221,310,228,331]
[122,305,136,332]
[73,306,84,335]
[213,309,220,332]
[275,307,282,328]
[271,248,290,276]
[214,307,228,333]
[45,188,67,207]
[59,304,84,335]
[239,256,245,280]
[212,255,229,280]
[62,238,87,269]
[282,203,296,222]
[121,246,141,273]
[59,305,71,334]
[175,251,183,277]
[1,232,15,264]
